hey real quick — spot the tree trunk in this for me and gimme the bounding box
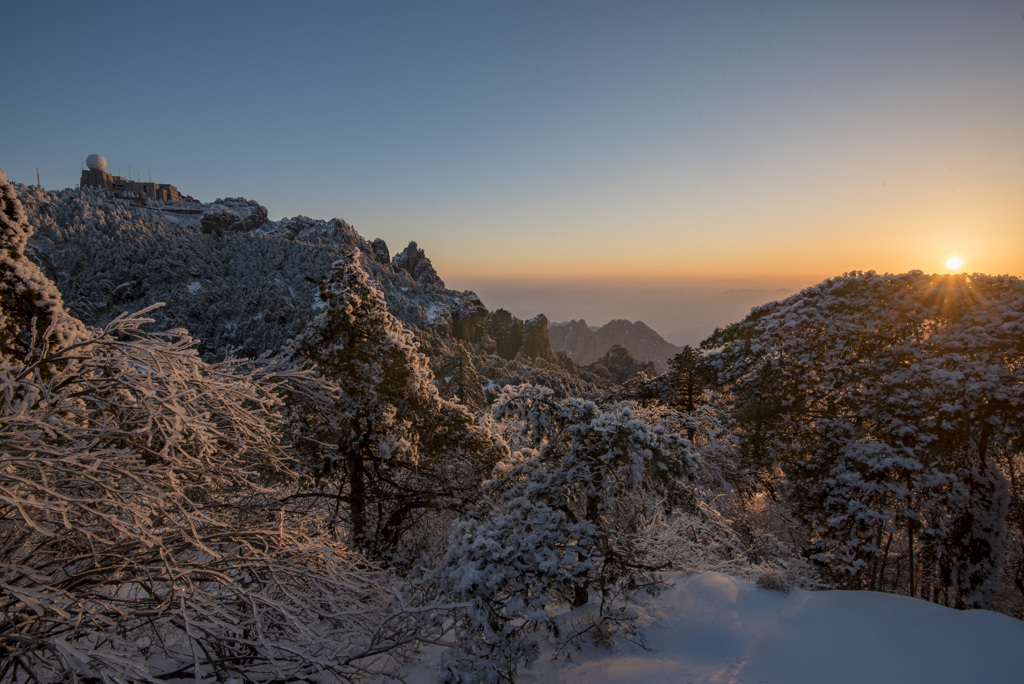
[348,421,368,549]
[572,583,589,608]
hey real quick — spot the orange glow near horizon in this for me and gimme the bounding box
[414,160,1024,289]
[438,234,1016,288]
[435,213,1021,289]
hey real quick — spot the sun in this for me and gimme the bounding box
[946,257,963,271]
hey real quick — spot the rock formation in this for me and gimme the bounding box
[199,198,268,234]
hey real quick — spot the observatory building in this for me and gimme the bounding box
[79,154,182,202]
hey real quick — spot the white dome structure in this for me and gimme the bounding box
[85,154,107,172]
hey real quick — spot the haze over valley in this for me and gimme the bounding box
[462,277,800,346]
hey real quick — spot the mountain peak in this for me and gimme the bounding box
[392,240,444,289]
[549,318,680,373]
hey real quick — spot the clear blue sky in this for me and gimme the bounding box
[3,0,1023,290]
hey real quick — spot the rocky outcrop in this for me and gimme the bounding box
[485,309,523,360]
[521,314,554,360]
[392,241,444,289]
[482,309,555,361]
[449,297,490,345]
[369,238,391,266]
[258,215,321,239]
[199,198,268,235]
[254,216,363,253]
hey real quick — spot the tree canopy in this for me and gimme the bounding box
[702,271,1024,607]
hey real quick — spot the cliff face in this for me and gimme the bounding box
[549,318,681,373]
[548,319,604,362]
[392,240,445,289]
[485,309,523,360]
[521,314,554,361]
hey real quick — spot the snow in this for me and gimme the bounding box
[186,280,201,293]
[400,572,1024,683]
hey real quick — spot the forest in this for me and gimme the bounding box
[2,171,1022,682]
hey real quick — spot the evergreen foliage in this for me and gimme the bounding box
[0,174,410,682]
[285,253,505,556]
[703,271,1024,608]
[0,171,85,357]
[441,385,694,682]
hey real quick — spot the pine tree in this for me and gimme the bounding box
[666,344,710,441]
[0,169,85,357]
[286,252,503,555]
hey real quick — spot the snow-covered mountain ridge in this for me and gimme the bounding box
[19,185,680,384]
[17,184,619,401]
[20,187,476,349]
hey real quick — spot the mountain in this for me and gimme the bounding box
[549,318,682,373]
[9,176,1024,683]
[17,184,613,403]
[465,280,800,347]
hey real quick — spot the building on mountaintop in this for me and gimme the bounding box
[79,153,182,202]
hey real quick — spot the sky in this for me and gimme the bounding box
[3,1,1023,335]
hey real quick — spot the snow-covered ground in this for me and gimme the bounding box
[403,572,1024,683]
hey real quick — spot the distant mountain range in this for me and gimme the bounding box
[464,281,800,347]
[549,319,681,373]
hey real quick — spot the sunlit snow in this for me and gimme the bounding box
[402,572,1024,684]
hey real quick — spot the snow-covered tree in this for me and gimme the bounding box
[285,253,504,556]
[666,346,708,425]
[0,169,85,357]
[0,173,407,682]
[703,271,1024,608]
[441,385,693,682]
